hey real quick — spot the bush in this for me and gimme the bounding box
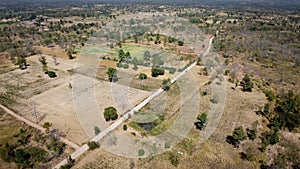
[117,62,122,68]
[169,153,180,166]
[107,67,117,82]
[87,141,100,150]
[224,69,230,75]
[103,106,118,121]
[263,89,276,101]
[164,142,171,149]
[194,113,207,130]
[241,74,253,92]
[151,68,164,77]
[233,126,247,141]
[247,128,257,140]
[260,131,279,152]
[139,73,147,80]
[169,68,176,74]
[227,126,247,148]
[274,91,300,131]
[123,124,127,131]
[178,40,184,46]
[123,63,129,69]
[94,126,100,135]
[47,71,57,78]
[138,149,145,156]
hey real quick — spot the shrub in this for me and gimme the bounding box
[117,62,122,68]
[178,40,184,46]
[195,113,207,130]
[87,141,100,150]
[241,74,253,92]
[233,126,247,141]
[138,149,145,156]
[48,71,57,78]
[260,131,279,152]
[94,126,100,135]
[274,91,300,131]
[139,73,147,80]
[263,89,276,101]
[224,69,230,75]
[123,124,127,131]
[247,128,257,140]
[164,142,171,149]
[123,63,129,69]
[169,153,180,166]
[151,68,164,77]
[169,68,176,74]
[103,106,118,121]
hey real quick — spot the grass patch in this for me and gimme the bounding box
[129,121,144,132]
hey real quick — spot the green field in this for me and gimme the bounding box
[107,44,157,60]
[79,45,108,57]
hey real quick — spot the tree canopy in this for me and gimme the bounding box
[241,74,253,92]
[106,67,117,82]
[195,113,207,130]
[103,106,118,121]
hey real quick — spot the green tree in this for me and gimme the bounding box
[47,71,57,78]
[0,143,15,162]
[260,131,279,152]
[247,128,257,140]
[139,73,147,80]
[25,146,47,164]
[138,149,145,156]
[106,67,117,82]
[178,40,184,46]
[17,56,27,69]
[143,50,151,65]
[103,106,118,121]
[241,74,253,92]
[162,78,171,91]
[43,122,52,132]
[67,50,74,59]
[14,149,31,168]
[123,124,128,131]
[224,69,230,75]
[169,153,180,166]
[39,56,48,73]
[87,141,100,150]
[232,126,247,141]
[195,113,208,130]
[151,68,164,77]
[274,91,300,131]
[118,49,125,62]
[94,126,100,135]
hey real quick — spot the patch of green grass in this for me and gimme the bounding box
[148,114,177,136]
[129,121,143,132]
[80,46,108,57]
[108,44,156,60]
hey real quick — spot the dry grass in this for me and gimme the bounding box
[38,46,68,59]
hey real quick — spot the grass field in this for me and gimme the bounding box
[107,44,158,60]
[80,45,108,58]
